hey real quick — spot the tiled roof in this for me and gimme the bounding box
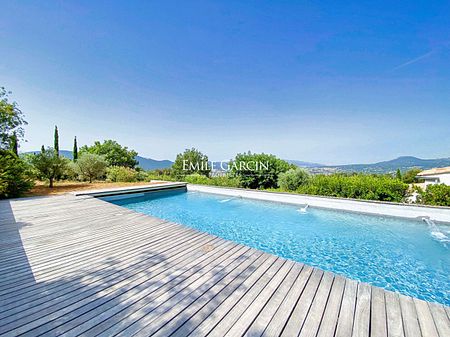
[417,166,450,176]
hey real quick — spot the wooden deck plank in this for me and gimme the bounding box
[129,257,290,337]
[428,302,450,337]
[335,278,358,337]
[0,193,447,337]
[206,259,287,337]
[371,286,388,337]
[298,271,335,337]
[76,245,255,337]
[385,291,405,337]
[149,251,267,337]
[261,265,314,337]
[280,267,324,336]
[352,283,372,337]
[244,263,303,337]
[185,256,280,336]
[414,298,439,337]
[222,260,295,336]
[316,275,346,337]
[400,295,422,337]
[168,254,275,337]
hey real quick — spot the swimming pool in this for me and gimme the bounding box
[108,189,450,305]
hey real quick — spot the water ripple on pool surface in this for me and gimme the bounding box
[110,189,450,306]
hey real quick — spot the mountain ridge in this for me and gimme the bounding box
[316,156,450,173]
[286,159,323,168]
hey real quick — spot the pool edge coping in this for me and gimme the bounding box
[72,182,187,197]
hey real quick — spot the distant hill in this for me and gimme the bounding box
[23,150,75,159]
[24,150,173,170]
[287,159,323,168]
[135,156,173,170]
[322,156,450,173]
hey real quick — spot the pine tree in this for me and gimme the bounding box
[396,168,402,180]
[73,136,78,162]
[10,132,18,155]
[54,125,59,157]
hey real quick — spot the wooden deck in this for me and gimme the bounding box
[0,194,448,337]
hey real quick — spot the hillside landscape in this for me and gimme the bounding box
[25,151,450,174]
[313,156,450,173]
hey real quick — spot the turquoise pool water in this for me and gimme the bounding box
[109,189,450,305]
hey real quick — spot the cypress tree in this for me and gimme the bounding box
[41,145,45,153]
[54,125,59,157]
[396,168,402,180]
[10,132,18,155]
[73,136,78,161]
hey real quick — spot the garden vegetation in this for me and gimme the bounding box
[0,87,34,197]
[295,173,408,202]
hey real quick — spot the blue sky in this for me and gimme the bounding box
[1,1,449,164]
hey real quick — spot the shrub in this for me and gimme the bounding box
[183,174,240,187]
[420,184,450,206]
[73,153,107,183]
[229,152,292,189]
[106,166,140,182]
[150,168,173,176]
[0,150,34,198]
[278,168,310,191]
[297,173,408,202]
[145,173,176,182]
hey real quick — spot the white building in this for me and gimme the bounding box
[417,166,450,186]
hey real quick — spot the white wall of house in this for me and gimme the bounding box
[438,173,450,185]
[420,173,450,186]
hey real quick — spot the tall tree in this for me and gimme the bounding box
[80,140,138,168]
[396,168,402,180]
[10,132,18,155]
[172,148,210,178]
[41,145,45,153]
[73,136,78,161]
[30,148,68,188]
[229,152,293,189]
[54,125,59,157]
[0,87,27,150]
